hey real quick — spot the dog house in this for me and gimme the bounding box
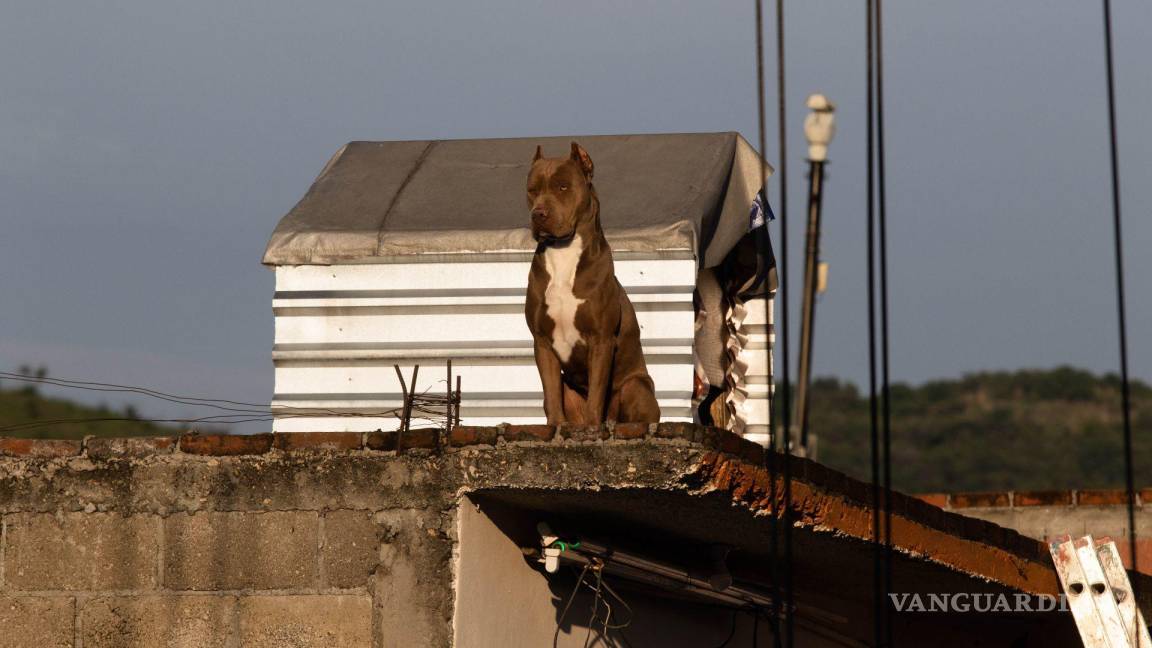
[262,133,777,443]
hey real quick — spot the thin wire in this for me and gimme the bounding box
[751,5,787,645]
[775,0,795,644]
[597,580,634,631]
[0,372,408,420]
[0,373,269,414]
[0,415,275,433]
[1100,0,1139,605]
[555,564,592,648]
[875,1,895,644]
[864,0,886,646]
[753,4,783,648]
[710,610,739,648]
[0,371,273,409]
[584,566,604,648]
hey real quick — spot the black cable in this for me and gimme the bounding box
[0,372,269,414]
[0,372,406,420]
[1100,0,1139,606]
[774,0,795,644]
[0,371,273,410]
[875,0,894,645]
[710,610,739,648]
[0,415,275,434]
[864,0,885,646]
[555,564,592,648]
[585,567,604,648]
[753,5,783,648]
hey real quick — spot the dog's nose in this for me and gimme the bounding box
[531,208,548,224]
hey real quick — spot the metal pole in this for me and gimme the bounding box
[794,94,836,455]
[794,158,825,451]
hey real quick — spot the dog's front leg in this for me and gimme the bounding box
[584,337,614,424]
[533,336,566,424]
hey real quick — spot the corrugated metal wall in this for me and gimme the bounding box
[272,258,698,432]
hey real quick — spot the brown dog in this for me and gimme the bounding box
[524,142,661,425]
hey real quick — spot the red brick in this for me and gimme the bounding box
[502,425,556,442]
[1014,490,1073,507]
[1140,488,1152,507]
[718,431,744,455]
[1076,489,1131,506]
[274,432,361,452]
[86,436,175,459]
[695,426,725,450]
[449,426,497,447]
[654,422,701,442]
[397,428,439,451]
[914,493,950,509]
[558,424,609,441]
[364,431,397,452]
[1110,538,1152,576]
[611,423,648,441]
[737,437,766,465]
[179,433,273,456]
[0,437,81,458]
[950,491,1010,508]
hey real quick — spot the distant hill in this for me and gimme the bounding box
[0,380,185,439]
[4,366,1147,493]
[807,367,1152,493]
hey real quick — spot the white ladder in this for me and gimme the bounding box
[1050,534,1151,648]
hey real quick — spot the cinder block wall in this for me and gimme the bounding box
[0,423,752,647]
[916,490,1152,575]
[0,433,457,648]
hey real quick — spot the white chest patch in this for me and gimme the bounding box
[543,235,586,363]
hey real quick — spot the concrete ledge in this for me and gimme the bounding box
[0,423,769,462]
[1,423,1144,645]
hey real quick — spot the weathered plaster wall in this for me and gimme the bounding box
[0,432,459,648]
[454,497,790,647]
[0,425,712,647]
[0,424,1094,647]
[917,490,1152,574]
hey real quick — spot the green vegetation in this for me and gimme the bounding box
[3,364,1147,494]
[0,367,181,439]
[808,367,1152,493]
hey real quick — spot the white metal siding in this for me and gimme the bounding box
[272,259,698,432]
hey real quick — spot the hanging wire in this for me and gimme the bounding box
[753,3,784,647]
[0,368,412,419]
[1100,0,1139,602]
[709,610,739,648]
[0,415,275,434]
[0,370,271,410]
[864,0,890,645]
[774,0,796,644]
[554,564,593,648]
[874,0,895,645]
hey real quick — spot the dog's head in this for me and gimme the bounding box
[526,142,595,244]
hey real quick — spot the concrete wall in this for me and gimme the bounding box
[0,433,455,647]
[918,489,1152,574]
[0,426,1087,647]
[454,498,794,648]
[0,424,745,647]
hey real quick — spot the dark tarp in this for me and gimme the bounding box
[263,132,772,267]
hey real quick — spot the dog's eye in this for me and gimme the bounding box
[559,184,569,191]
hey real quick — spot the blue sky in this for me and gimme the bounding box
[1,0,1149,430]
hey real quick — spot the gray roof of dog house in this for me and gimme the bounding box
[262,132,772,267]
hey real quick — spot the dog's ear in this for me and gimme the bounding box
[570,141,594,180]
[533,145,543,163]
